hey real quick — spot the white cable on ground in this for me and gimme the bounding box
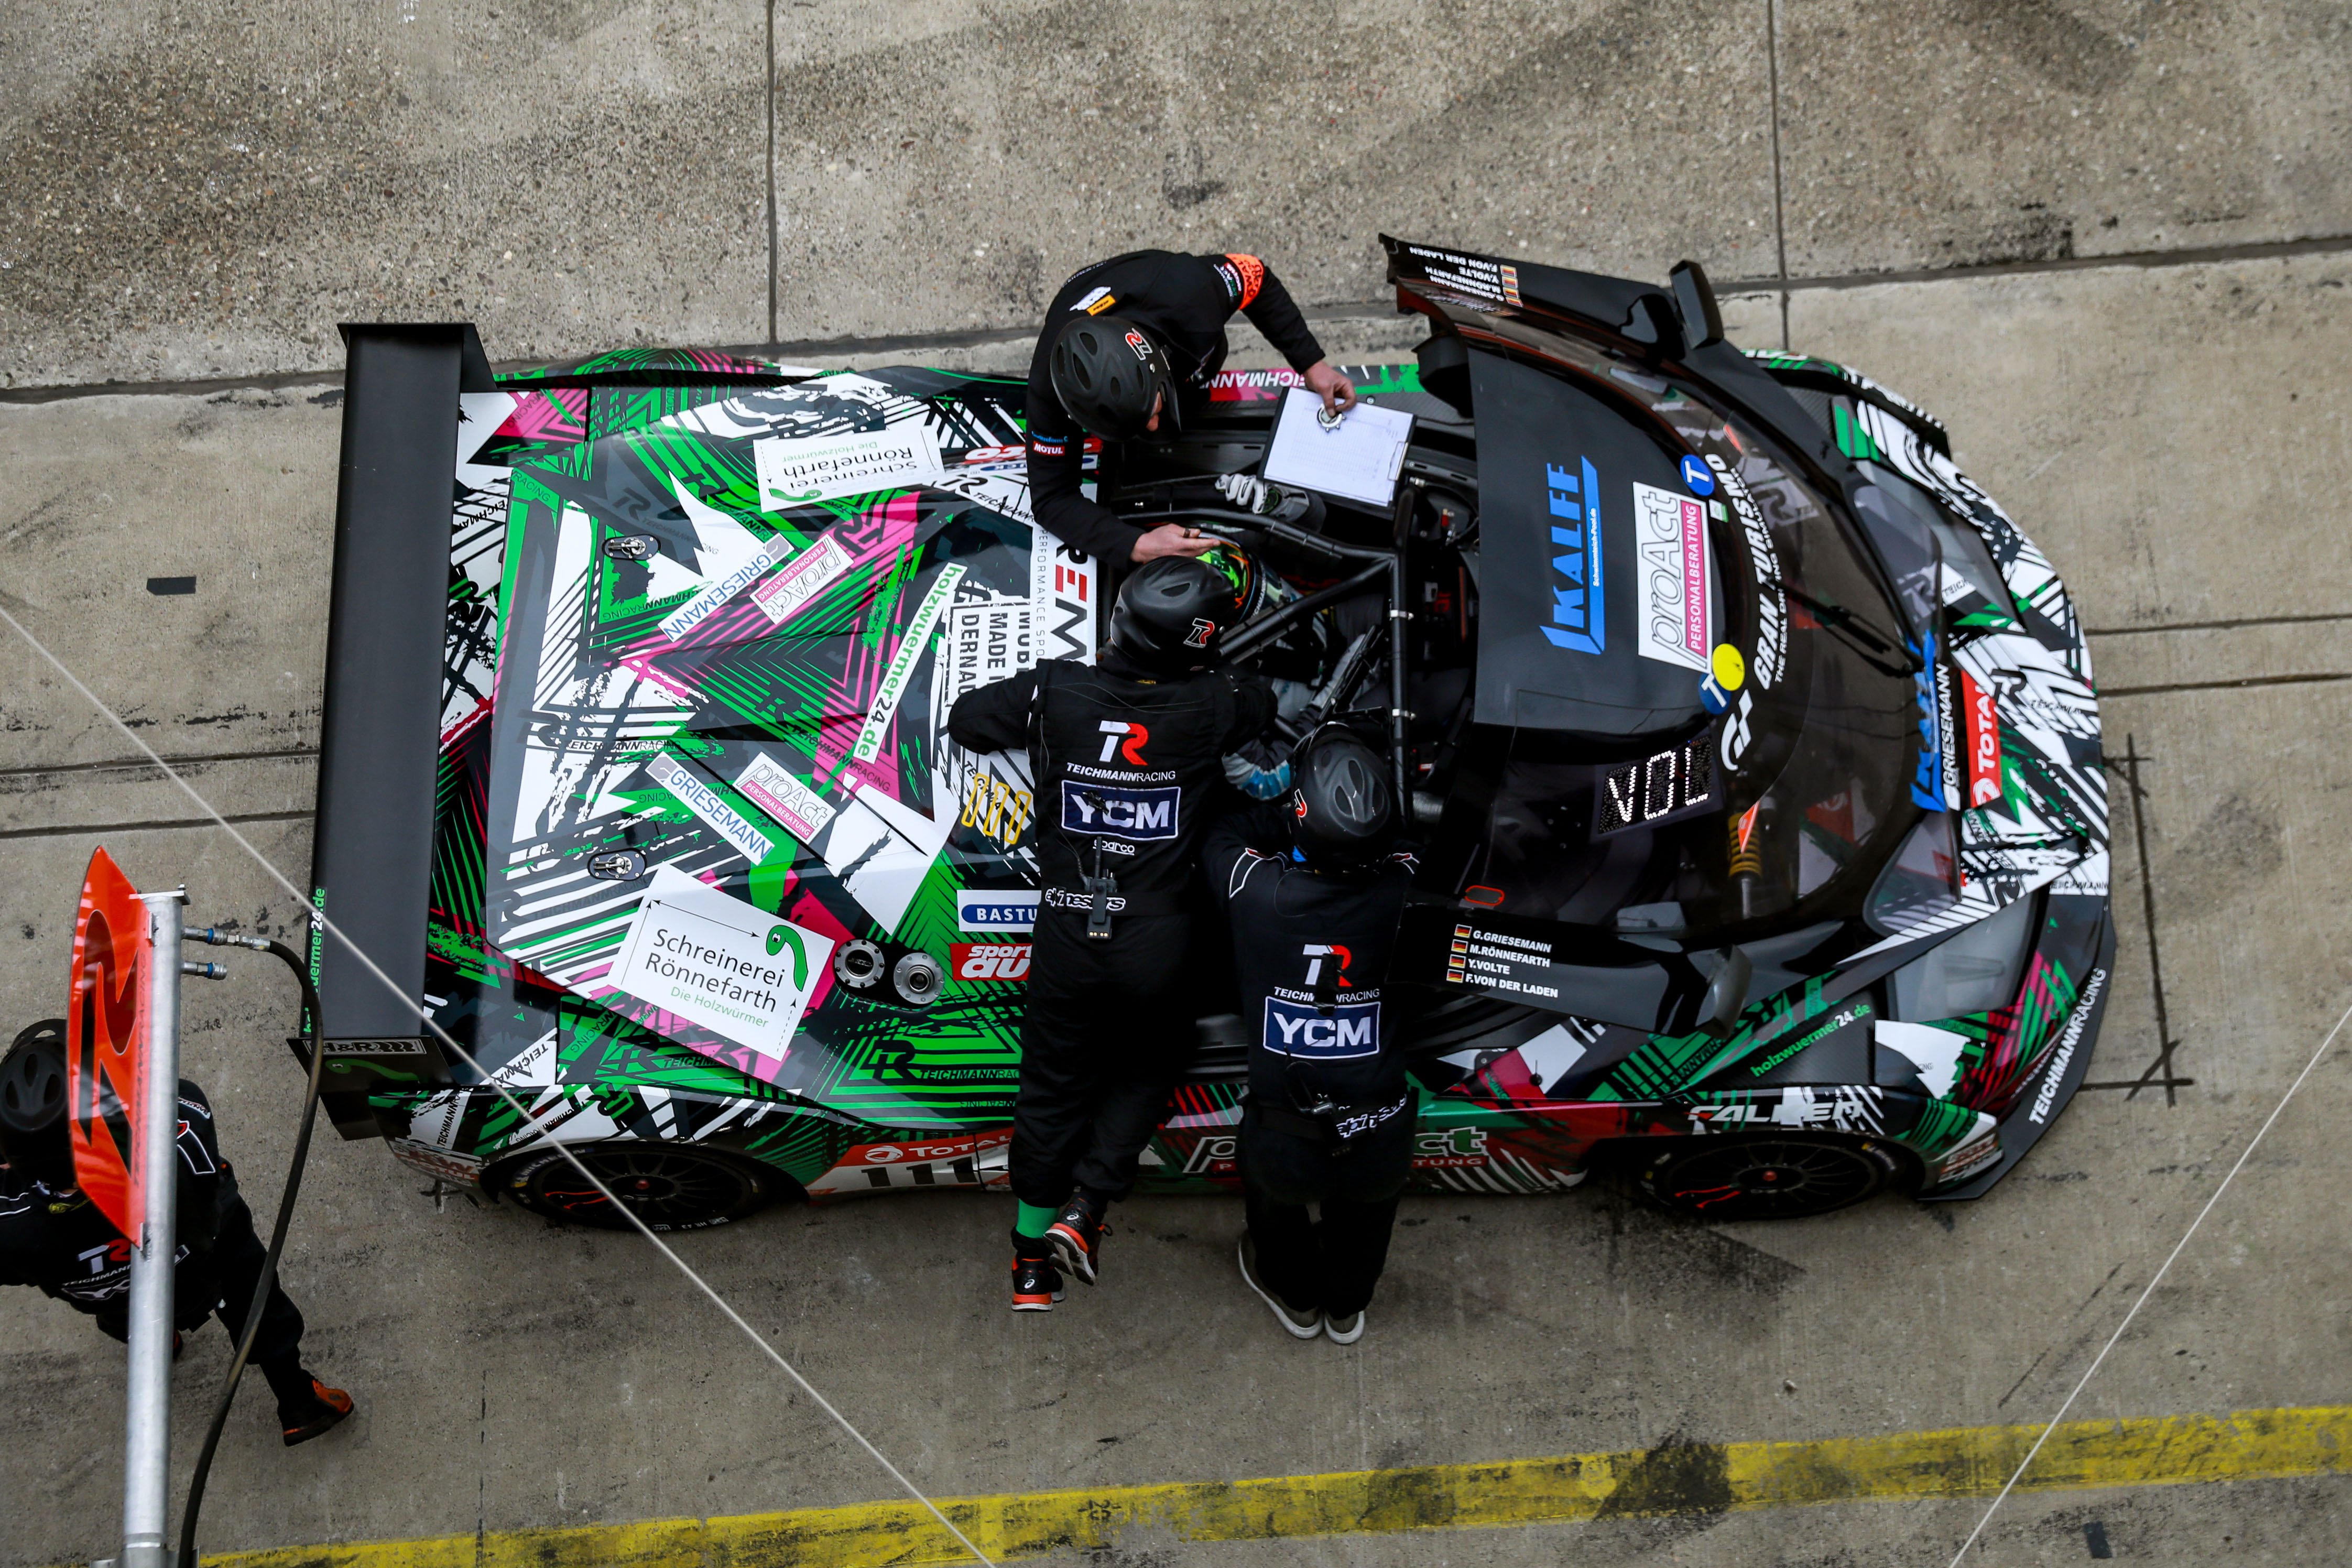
[2,603,995,1568]
[1946,988,2352,1564]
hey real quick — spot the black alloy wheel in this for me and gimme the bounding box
[500,1142,776,1232]
[1637,1136,1899,1222]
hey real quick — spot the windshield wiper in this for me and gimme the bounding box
[1785,587,1922,677]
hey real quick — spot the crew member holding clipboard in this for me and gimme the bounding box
[1026,251,1359,565]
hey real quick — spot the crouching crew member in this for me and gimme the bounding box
[949,558,1272,1311]
[1206,729,1417,1344]
[0,1020,356,1445]
[1027,248,1359,566]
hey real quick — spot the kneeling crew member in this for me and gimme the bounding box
[949,557,1272,1310]
[1206,729,1417,1344]
[0,1019,356,1445]
[1028,249,1359,567]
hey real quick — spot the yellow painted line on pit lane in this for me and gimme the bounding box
[196,1402,2352,1568]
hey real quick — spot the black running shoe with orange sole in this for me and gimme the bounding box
[1011,1253,1066,1312]
[280,1379,354,1447]
[1047,1192,1107,1286]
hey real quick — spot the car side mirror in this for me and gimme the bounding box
[1619,292,1685,360]
[1669,260,1725,351]
[1697,945,1753,1038]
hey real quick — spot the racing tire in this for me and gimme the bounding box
[1636,1136,1900,1222]
[496,1142,777,1232]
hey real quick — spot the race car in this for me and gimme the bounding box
[303,237,2110,1229]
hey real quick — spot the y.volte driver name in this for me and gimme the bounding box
[636,927,790,1014]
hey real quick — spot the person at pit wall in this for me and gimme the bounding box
[1025,249,1359,568]
[0,1019,356,1446]
[1204,727,1418,1344]
[948,556,1275,1311]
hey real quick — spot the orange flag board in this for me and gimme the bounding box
[66,847,149,1239]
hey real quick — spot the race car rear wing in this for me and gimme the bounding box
[308,323,494,1054]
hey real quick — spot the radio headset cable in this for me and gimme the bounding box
[173,930,326,1568]
[0,602,995,1567]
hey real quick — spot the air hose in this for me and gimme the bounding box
[173,926,329,1568]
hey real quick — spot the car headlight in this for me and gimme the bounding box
[1885,892,2038,1022]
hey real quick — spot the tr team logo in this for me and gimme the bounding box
[1096,720,1149,765]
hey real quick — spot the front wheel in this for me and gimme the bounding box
[497,1142,777,1232]
[1637,1136,1899,1221]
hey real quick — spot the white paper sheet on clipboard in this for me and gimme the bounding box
[1261,388,1415,509]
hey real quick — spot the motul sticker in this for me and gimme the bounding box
[952,942,1032,982]
[1962,669,2004,808]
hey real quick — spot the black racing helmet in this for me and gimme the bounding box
[1289,728,1396,867]
[1107,556,1247,672]
[0,1019,72,1184]
[1050,315,1177,441]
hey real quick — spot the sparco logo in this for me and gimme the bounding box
[2029,968,2106,1125]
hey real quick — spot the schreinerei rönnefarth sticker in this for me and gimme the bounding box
[607,865,836,1063]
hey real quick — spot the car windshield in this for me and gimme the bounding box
[1456,333,1927,942]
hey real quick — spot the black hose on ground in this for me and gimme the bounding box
[175,931,328,1568]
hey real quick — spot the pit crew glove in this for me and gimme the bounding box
[1214,472,1278,516]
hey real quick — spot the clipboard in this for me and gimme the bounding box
[1261,388,1415,509]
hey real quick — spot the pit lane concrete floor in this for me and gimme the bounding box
[4,3,2352,1562]
[5,254,2349,1566]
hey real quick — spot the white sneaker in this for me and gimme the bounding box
[1324,1310,1365,1345]
[1237,1233,1322,1339]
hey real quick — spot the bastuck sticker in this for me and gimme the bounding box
[957,889,1040,932]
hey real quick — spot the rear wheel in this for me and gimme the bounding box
[1637,1136,1899,1221]
[498,1142,776,1232]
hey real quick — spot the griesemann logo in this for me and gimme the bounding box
[1541,457,1606,655]
[1096,720,1150,765]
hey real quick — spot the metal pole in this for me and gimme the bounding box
[122,889,186,1568]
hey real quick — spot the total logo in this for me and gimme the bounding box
[859,1133,1011,1165]
[1961,669,2005,809]
[1097,720,1150,765]
[952,942,1032,982]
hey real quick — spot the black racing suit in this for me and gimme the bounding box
[1205,808,1418,1318]
[949,649,1273,1208]
[0,1081,316,1409]
[1026,250,1330,563]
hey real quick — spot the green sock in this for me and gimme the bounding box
[1015,1202,1059,1239]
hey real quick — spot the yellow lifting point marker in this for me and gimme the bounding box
[1712,644,1746,691]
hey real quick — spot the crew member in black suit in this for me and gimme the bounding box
[1205,729,1417,1344]
[950,558,1273,1310]
[1025,249,1358,565]
[0,1019,355,1445]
